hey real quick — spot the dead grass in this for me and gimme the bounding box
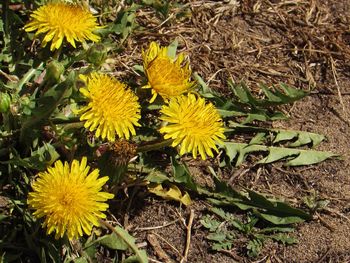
[105,0,350,262]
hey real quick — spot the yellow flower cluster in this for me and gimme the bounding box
[142,42,226,160]
[24,1,227,241]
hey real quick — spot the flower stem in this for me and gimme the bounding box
[50,117,81,125]
[53,46,62,60]
[136,139,173,153]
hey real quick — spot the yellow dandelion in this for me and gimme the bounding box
[27,157,114,240]
[142,41,195,103]
[24,2,101,51]
[77,72,141,142]
[159,94,226,160]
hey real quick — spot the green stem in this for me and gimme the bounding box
[50,117,81,125]
[53,46,62,60]
[136,139,173,153]
[3,0,9,36]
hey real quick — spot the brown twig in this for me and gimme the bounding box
[180,209,195,263]
[147,234,175,263]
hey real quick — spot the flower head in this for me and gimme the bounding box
[27,157,114,240]
[160,94,226,160]
[142,42,195,103]
[24,2,101,51]
[77,73,141,142]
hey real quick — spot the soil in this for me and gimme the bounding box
[111,1,350,262]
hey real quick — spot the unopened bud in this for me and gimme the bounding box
[0,92,11,113]
[45,60,64,83]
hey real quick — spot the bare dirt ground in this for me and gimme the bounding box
[110,0,350,262]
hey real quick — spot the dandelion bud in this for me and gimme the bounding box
[0,92,11,113]
[45,60,64,83]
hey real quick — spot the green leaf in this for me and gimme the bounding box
[124,251,148,263]
[268,233,298,245]
[3,143,59,170]
[209,207,246,232]
[110,226,148,263]
[193,72,213,95]
[249,132,266,145]
[171,157,198,191]
[229,81,308,107]
[208,179,311,224]
[145,170,170,183]
[247,239,263,257]
[222,142,337,167]
[207,232,228,242]
[273,130,325,147]
[246,190,309,224]
[229,123,327,148]
[96,232,128,250]
[200,215,221,232]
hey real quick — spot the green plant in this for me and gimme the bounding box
[0,1,339,262]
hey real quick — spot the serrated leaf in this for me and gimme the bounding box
[273,130,325,147]
[148,183,191,206]
[222,142,337,167]
[229,81,308,107]
[207,232,227,242]
[200,216,221,232]
[247,239,263,257]
[212,242,233,251]
[210,207,246,232]
[268,233,298,245]
[208,179,311,224]
[230,123,327,148]
[284,150,337,166]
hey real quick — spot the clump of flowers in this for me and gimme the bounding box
[27,157,114,240]
[76,72,141,142]
[24,2,101,51]
[142,41,195,103]
[159,94,226,160]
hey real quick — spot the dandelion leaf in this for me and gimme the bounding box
[223,142,337,166]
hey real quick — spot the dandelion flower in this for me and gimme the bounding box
[27,157,114,240]
[24,2,101,51]
[142,42,195,103]
[160,94,226,160]
[77,73,141,142]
